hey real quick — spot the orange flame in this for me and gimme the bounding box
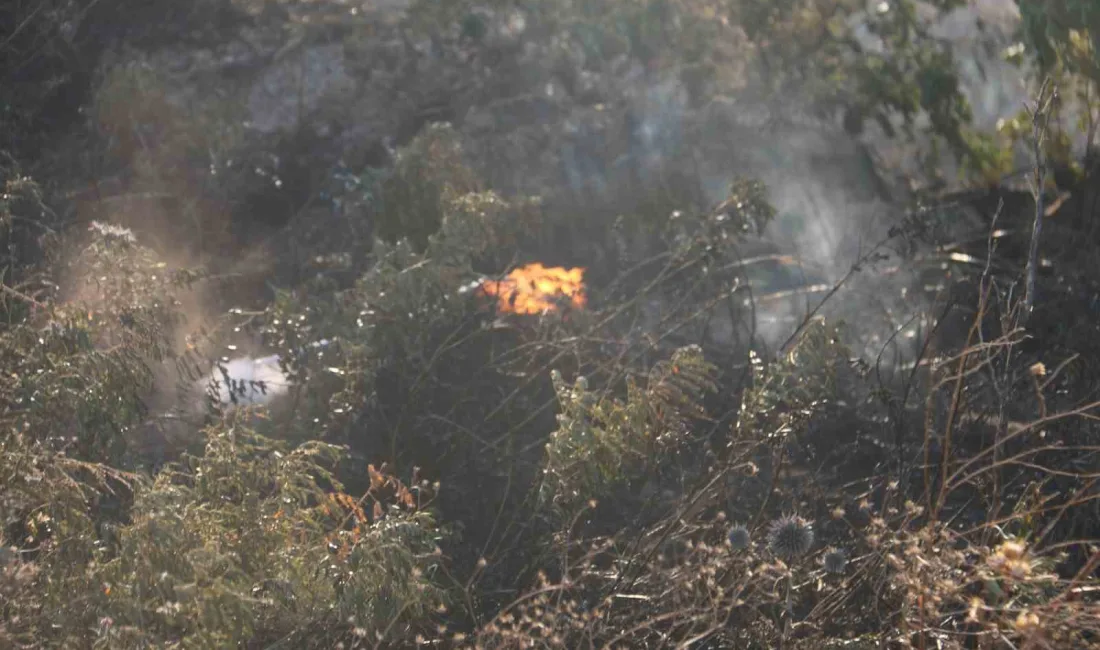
[480,263,587,314]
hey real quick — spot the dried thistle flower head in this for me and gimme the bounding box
[988,539,1033,580]
[1014,610,1041,634]
[999,539,1027,561]
[767,515,814,560]
[727,524,751,551]
[822,547,847,574]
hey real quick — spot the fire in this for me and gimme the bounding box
[480,263,587,314]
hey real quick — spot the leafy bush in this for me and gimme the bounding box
[0,221,195,646]
[371,123,480,252]
[542,345,716,510]
[81,426,446,648]
[735,318,857,447]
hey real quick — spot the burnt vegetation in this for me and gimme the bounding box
[2,0,1100,648]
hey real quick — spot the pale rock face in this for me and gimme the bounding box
[929,0,1028,133]
[246,44,357,134]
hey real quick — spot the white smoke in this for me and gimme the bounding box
[200,339,333,410]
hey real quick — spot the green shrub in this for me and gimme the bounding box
[372,123,480,252]
[541,345,716,510]
[0,221,199,646]
[736,318,854,445]
[79,425,447,648]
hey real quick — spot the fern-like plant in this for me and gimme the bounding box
[541,345,717,509]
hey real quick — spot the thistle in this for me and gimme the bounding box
[767,515,814,561]
[727,524,751,551]
[823,547,847,574]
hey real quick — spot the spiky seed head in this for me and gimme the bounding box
[823,547,847,574]
[767,515,814,560]
[727,525,751,551]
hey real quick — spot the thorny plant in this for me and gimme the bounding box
[455,304,1100,648]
